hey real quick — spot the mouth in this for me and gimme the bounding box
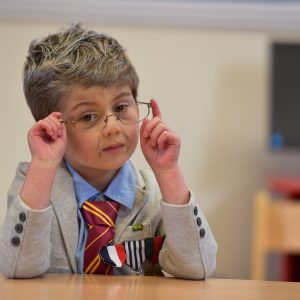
[102,143,125,152]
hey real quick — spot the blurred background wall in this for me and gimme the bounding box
[1,0,300,280]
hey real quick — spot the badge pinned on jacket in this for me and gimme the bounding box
[100,236,165,276]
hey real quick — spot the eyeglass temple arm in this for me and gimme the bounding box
[60,120,74,125]
[136,101,153,108]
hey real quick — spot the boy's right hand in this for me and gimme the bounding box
[27,112,67,168]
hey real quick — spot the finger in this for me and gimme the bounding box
[142,117,161,138]
[57,121,66,139]
[140,118,149,139]
[157,131,180,151]
[48,112,63,126]
[54,114,66,138]
[60,121,67,139]
[50,111,63,120]
[140,118,153,148]
[36,120,54,139]
[56,125,62,138]
[37,118,61,140]
[46,117,60,140]
[47,113,64,139]
[150,99,162,119]
[149,123,169,147]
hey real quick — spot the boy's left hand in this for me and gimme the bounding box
[140,99,180,173]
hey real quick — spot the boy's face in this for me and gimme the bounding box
[60,84,139,180]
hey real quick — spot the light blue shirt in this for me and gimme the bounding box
[66,160,137,273]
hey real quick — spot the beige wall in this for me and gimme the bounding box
[0,21,275,279]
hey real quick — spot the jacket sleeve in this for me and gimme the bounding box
[0,163,53,278]
[158,191,217,280]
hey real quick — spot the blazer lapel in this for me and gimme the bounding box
[114,186,148,243]
[50,163,78,273]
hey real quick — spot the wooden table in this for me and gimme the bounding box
[1,274,300,300]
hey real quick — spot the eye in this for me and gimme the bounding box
[114,104,130,113]
[79,112,99,122]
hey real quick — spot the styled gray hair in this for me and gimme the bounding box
[23,23,139,121]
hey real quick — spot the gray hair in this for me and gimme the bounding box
[23,23,139,121]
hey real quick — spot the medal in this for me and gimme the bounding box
[100,235,166,276]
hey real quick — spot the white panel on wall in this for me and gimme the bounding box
[0,0,300,30]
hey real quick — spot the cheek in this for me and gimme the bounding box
[65,131,96,155]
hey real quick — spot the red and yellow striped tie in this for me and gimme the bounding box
[81,200,120,274]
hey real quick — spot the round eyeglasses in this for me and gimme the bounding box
[60,101,152,132]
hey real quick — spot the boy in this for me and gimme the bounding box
[0,24,217,279]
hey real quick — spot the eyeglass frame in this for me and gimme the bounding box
[59,101,153,131]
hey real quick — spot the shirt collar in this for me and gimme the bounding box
[66,161,136,209]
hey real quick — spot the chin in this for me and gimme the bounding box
[98,150,133,169]
[95,158,128,170]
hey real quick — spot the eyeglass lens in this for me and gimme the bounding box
[74,102,151,131]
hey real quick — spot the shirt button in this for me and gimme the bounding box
[193,206,198,216]
[200,228,206,238]
[19,212,26,222]
[11,236,20,247]
[196,217,202,227]
[15,223,23,234]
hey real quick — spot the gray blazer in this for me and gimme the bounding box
[0,162,217,279]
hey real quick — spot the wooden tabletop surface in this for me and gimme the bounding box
[1,274,300,300]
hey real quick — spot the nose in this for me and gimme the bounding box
[102,114,121,136]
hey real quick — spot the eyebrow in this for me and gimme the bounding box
[69,92,133,112]
[114,92,133,101]
[70,101,96,113]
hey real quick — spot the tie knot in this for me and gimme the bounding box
[81,200,120,228]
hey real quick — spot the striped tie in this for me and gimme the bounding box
[81,200,120,274]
